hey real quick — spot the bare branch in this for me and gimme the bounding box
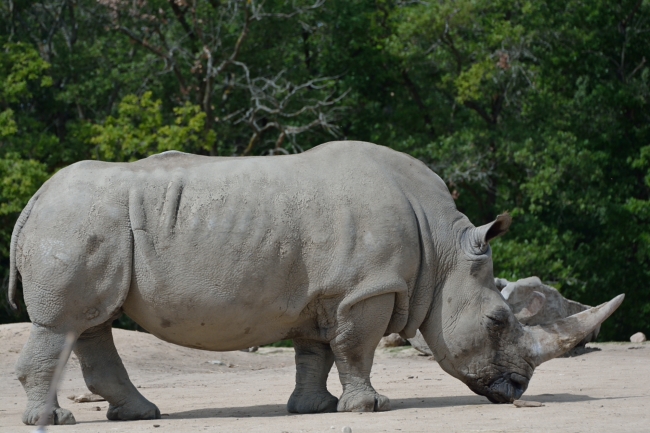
[117,26,189,95]
[228,60,346,155]
[168,0,197,41]
[629,56,647,79]
[251,0,325,20]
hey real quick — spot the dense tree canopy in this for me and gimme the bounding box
[1,0,648,341]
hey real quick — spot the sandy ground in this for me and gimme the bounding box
[1,323,649,433]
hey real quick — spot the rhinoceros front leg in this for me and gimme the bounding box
[74,321,160,421]
[331,293,393,412]
[16,324,77,425]
[287,339,338,413]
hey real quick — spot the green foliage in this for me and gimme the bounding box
[1,0,649,340]
[91,92,216,161]
[0,41,52,139]
[0,41,54,321]
[0,41,52,103]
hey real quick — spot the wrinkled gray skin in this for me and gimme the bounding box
[7,141,623,425]
[410,277,601,356]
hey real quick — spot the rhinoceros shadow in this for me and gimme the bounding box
[164,393,622,420]
[386,393,611,409]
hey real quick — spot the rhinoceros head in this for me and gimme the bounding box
[418,214,624,403]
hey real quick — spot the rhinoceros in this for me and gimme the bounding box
[409,276,603,356]
[7,141,623,425]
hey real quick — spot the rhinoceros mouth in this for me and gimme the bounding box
[469,372,529,404]
[484,373,529,403]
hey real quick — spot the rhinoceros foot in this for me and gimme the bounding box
[287,390,338,413]
[337,388,390,412]
[22,405,76,426]
[106,398,160,421]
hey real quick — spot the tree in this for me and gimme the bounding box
[97,0,346,156]
[1,0,648,340]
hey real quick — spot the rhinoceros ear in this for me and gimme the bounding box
[478,213,512,243]
[466,213,512,255]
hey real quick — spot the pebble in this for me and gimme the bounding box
[342,427,352,433]
[67,392,106,403]
[513,400,544,408]
[208,360,235,367]
[630,332,646,343]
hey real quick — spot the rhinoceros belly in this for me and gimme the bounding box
[121,215,322,351]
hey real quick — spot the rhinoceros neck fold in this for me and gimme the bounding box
[396,195,461,340]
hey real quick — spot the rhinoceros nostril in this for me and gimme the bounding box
[508,373,528,400]
[510,373,529,390]
[509,380,525,400]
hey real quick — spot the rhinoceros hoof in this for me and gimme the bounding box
[337,390,390,412]
[22,405,76,425]
[106,399,160,421]
[287,390,339,413]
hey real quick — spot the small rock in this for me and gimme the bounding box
[153,424,160,428]
[208,360,234,367]
[407,375,414,379]
[379,333,407,348]
[342,427,352,433]
[92,406,101,411]
[68,393,106,403]
[239,346,259,352]
[630,332,646,343]
[513,400,544,408]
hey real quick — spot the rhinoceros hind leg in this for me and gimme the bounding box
[331,293,393,412]
[74,321,160,421]
[16,324,77,425]
[287,339,338,413]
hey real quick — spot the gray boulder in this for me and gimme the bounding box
[409,277,601,356]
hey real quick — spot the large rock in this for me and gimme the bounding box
[630,332,647,343]
[501,277,600,347]
[379,333,408,348]
[408,277,601,357]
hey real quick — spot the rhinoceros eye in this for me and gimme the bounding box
[485,308,510,329]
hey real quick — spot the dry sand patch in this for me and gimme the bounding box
[1,323,648,433]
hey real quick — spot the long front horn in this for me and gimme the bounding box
[524,294,624,366]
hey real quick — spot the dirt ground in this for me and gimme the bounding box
[1,323,648,433]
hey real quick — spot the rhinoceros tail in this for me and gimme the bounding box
[8,194,38,311]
